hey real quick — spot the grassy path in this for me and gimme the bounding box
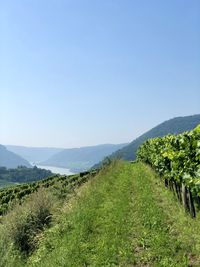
[27,161,200,267]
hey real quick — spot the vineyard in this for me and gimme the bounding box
[137,124,200,217]
[1,125,200,266]
[1,132,200,265]
[0,170,98,216]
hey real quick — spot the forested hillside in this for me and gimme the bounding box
[41,143,127,172]
[94,114,200,168]
[6,146,63,163]
[0,166,53,186]
[0,145,31,168]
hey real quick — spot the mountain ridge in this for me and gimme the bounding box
[0,145,32,168]
[6,145,63,163]
[40,143,128,172]
[93,114,200,168]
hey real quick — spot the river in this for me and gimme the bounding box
[35,165,75,175]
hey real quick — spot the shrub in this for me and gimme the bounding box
[2,188,55,255]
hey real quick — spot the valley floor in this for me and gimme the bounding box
[6,162,200,266]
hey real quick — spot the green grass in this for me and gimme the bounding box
[3,161,200,266]
[23,161,200,267]
[28,161,136,266]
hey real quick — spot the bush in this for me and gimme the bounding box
[2,188,55,255]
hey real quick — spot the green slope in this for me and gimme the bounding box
[22,161,200,267]
[40,143,127,172]
[6,145,63,163]
[94,114,200,169]
[0,145,31,168]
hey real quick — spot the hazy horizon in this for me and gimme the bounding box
[2,113,200,149]
[1,1,199,147]
[5,142,128,149]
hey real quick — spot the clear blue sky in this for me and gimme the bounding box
[0,0,199,148]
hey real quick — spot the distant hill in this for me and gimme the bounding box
[0,145,32,168]
[94,114,200,168]
[40,144,127,172]
[6,145,63,163]
[0,165,53,184]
